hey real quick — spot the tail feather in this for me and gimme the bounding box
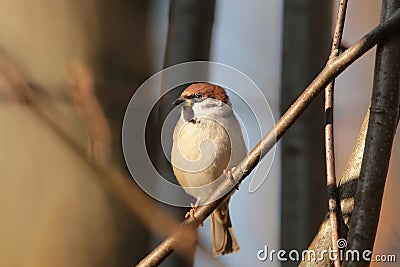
[210,201,239,256]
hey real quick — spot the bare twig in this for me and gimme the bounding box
[67,62,112,166]
[325,1,348,266]
[344,1,400,266]
[137,8,400,267]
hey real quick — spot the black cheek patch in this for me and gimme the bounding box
[202,103,218,109]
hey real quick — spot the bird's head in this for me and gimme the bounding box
[173,83,230,107]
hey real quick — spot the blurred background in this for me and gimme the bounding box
[0,0,398,266]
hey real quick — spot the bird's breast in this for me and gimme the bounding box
[171,118,231,191]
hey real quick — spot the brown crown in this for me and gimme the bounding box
[181,83,229,104]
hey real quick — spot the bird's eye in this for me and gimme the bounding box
[195,93,203,98]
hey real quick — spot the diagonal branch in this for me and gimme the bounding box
[137,8,400,267]
[325,1,348,267]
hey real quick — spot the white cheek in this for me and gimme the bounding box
[191,102,205,115]
[191,99,224,117]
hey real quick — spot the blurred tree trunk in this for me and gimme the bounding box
[145,0,216,266]
[164,0,215,66]
[280,1,332,266]
[92,0,155,265]
[0,0,157,266]
[95,0,154,151]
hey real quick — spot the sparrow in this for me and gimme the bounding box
[171,83,247,256]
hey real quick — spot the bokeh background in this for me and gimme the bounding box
[0,0,398,266]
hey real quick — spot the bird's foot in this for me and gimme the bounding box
[185,199,203,226]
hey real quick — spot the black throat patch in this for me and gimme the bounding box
[182,106,197,123]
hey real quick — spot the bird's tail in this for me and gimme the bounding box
[210,200,239,256]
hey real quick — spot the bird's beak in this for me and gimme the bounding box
[173,96,186,105]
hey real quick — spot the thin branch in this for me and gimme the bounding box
[137,8,400,267]
[300,112,370,267]
[67,62,112,166]
[325,1,348,266]
[344,1,400,266]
